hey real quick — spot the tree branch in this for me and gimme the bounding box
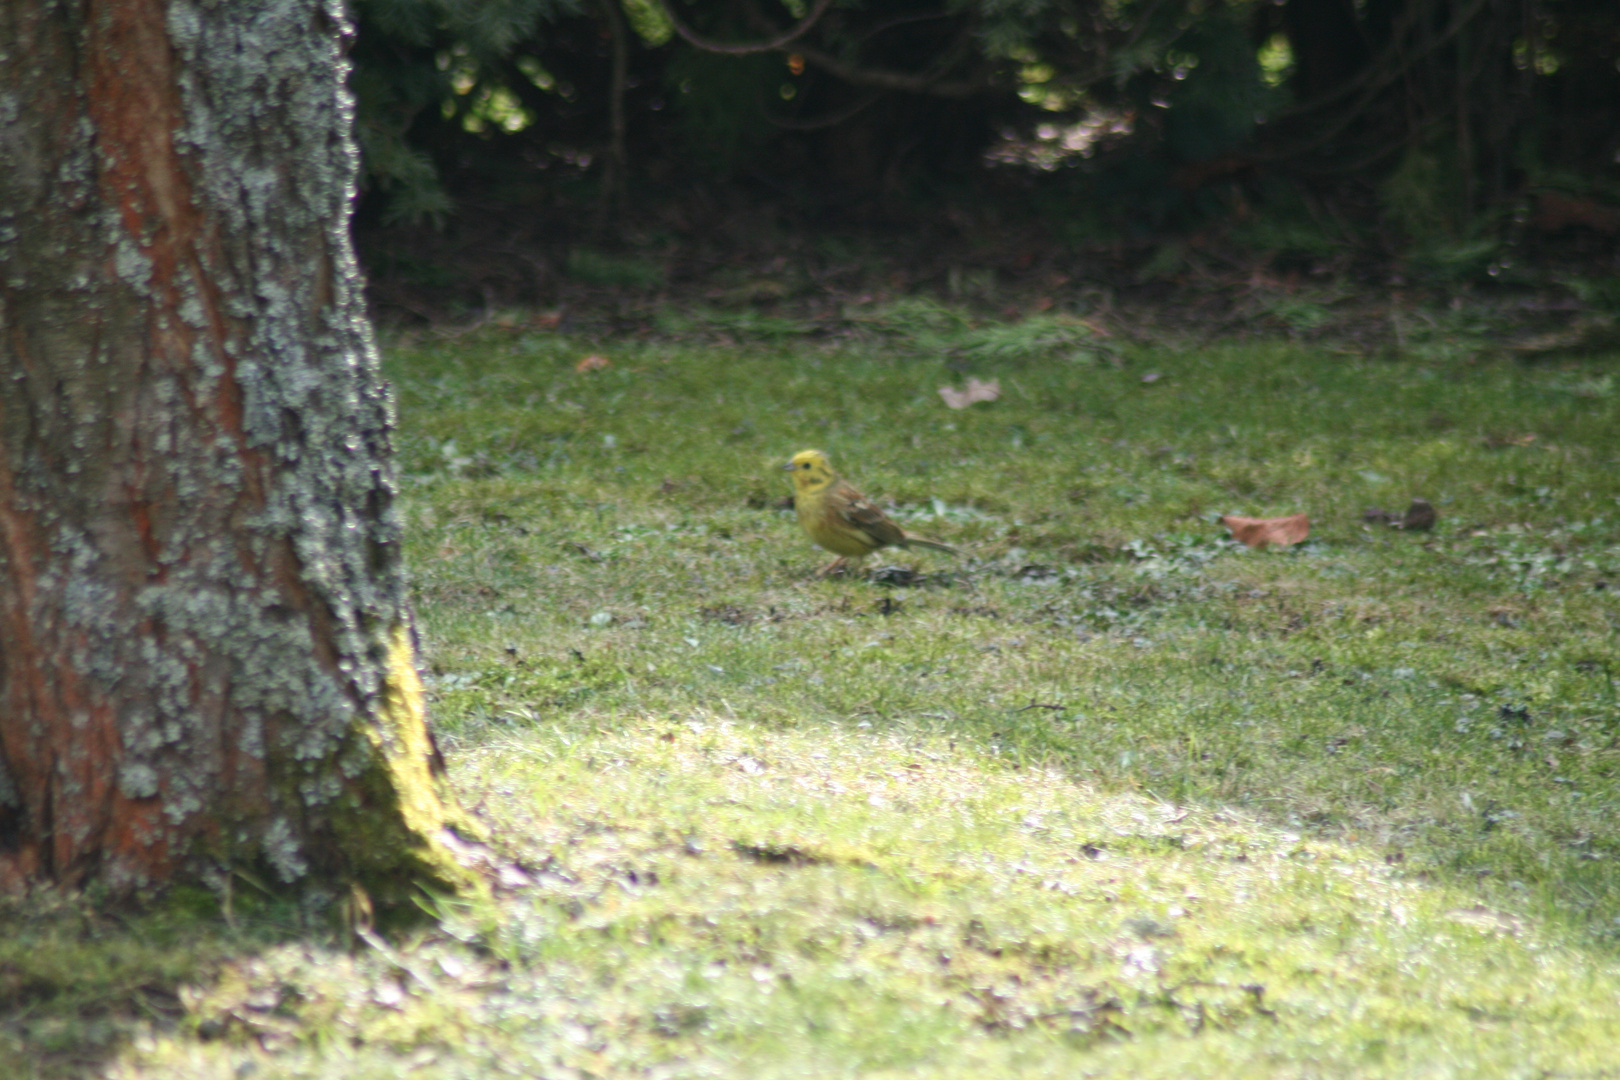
[659,0,989,98]
[1259,0,1493,163]
[1272,0,1491,123]
[744,3,990,99]
[652,0,836,56]
[790,43,986,97]
[849,10,952,46]
[763,91,880,130]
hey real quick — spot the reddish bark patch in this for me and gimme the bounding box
[85,0,194,281]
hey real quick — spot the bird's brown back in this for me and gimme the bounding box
[828,479,907,549]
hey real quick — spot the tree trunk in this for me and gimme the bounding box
[595,0,630,233]
[0,0,473,907]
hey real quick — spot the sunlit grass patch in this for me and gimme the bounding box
[380,324,1620,942]
[116,721,1620,1077]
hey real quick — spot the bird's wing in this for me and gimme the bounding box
[837,486,907,546]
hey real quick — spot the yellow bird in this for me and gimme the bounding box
[784,449,956,575]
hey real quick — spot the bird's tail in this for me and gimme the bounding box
[900,535,956,555]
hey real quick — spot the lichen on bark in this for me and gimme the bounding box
[0,0,474,905]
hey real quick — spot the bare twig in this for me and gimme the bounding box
[763,91,881,131]
[652,0,836,56]
[663,0,990,99]
[1268,0,1492,131]
[791,42,985,98]
[850,10,953,46]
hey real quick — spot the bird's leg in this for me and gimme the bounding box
[817,556,850,577]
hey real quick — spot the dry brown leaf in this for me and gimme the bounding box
[938,377,1000,409]
[1395,497,1436,531]
[1219,512,1310,549]
[1363,497,1437,531]
[575,354,611,373]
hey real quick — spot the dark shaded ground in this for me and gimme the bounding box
[356,183,1620,355]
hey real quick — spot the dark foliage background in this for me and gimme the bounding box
[348,0,1620,322]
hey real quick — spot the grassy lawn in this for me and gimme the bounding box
[7,303,1620,1077]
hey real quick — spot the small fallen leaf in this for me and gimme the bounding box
[938,377,1000,409]
[1219,513,1310,549]
[1364,498,1437,531]
[575,354,611,373]
[869,565,922,586]
[1395,497,1437,531]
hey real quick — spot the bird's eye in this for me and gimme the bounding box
[801,462,809,469]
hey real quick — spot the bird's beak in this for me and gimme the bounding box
[782,462,796,471]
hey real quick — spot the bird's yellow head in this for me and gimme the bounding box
[785,449,836,494]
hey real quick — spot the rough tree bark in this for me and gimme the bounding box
[0,0,474,906]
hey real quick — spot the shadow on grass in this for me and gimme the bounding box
[0,886,304,1078]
